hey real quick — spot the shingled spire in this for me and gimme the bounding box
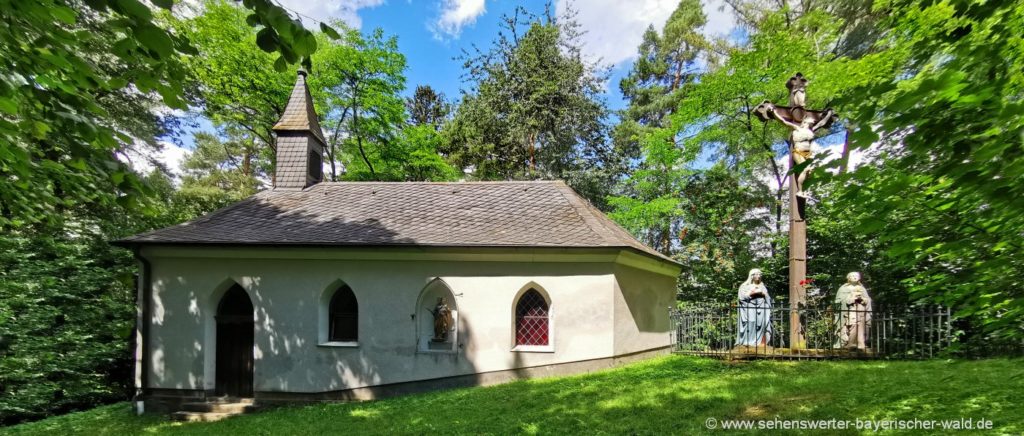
[273,70,325,189]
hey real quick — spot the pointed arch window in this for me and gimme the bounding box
[329,285,358,342]
[515,289,549,347]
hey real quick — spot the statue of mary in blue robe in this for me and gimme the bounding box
[736,268,773,347]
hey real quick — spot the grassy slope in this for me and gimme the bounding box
[3,356,1022,435]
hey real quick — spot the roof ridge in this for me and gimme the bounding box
[550,182,626,247]
[550,182,676,263]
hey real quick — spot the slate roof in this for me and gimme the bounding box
[118,181,677,265]
[272,70,326,145]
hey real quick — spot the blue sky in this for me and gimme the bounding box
[153,0,737,174]
[355,1,632,109]
[279,0,736,110]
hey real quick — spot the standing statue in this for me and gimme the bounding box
[834,272,872,349]
[735,268,774,349]
[430,297,454,342]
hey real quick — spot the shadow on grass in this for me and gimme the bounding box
[6,356,1023,435]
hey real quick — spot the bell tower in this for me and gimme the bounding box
[273,70,326,189]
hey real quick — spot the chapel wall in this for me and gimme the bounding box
[143,252,622,393]
[611,263,676,355]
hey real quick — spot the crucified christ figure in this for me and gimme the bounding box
[771,106,834,198]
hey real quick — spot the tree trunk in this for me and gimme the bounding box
[328,107,350,182]
[839,127,852,175]
[764,141,784,259]
[242,143,252,177]
[353,104,376,179]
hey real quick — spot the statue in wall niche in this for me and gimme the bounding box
[735,268,774,350]
[834,272,872,350]
[430,297,453,342]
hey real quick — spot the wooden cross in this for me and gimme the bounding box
[753,73,836,349]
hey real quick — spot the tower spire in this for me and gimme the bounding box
[273,70,325,189]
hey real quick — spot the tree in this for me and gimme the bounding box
[0,0,333,423]
[609,0,709,254]
[407,85,451,129]
[173,0,295,159]
[0,0,328,229]
[611,2,907,301]
[177,4,425,184]
[616,0,708,145]
[443,6,614,204]
[0,169,241,425]
[829,0,1024,339]
[172,1,346,186]
[393,125,459,181]
[318,27,409,181]
[180,131,264,195]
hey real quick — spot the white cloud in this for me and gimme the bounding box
[276,0,386,29]
[123,141,192,183]
[555,0,735,67]
[430,0,486,40]
[702,0,735,37]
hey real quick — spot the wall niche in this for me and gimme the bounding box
[416,279,459,353]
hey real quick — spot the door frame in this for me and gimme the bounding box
[214,286,254,398]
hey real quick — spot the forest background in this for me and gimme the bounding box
[1,0,1021,425]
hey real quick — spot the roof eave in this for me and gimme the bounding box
[110,239,680,267]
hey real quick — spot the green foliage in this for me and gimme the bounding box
[236,0,328,72]
[611,0,1023,340]
[406,85,451,128]
[0,231,135,425]
[0,0,332,229]
[180,131,265,194]
[0,0,189,228]
[172,0,296,153]
[611,2,910,303]
[144,171,251,228]
[444,7,615,204]
[392,125,459,182]
[7,356,1024,434]
[829,0,1024,338]
[609,0,709,257]
[318,27,409,181]
[0,172,241,425]
[175,4,439,185]
[805,186,913,306]
[0,0,344,425]
[613,0,708,162]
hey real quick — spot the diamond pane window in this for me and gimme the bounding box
[329,285,358,342]
[515,289,549,346]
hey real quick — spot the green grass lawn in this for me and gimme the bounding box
[3,355,1021,435]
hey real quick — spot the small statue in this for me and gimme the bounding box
[735,268,773,349]
[430,297,453,342]
[834,272,872,350]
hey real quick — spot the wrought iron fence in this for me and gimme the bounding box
[670,304,952,359]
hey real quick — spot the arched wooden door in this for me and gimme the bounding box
[215,285,254,397]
